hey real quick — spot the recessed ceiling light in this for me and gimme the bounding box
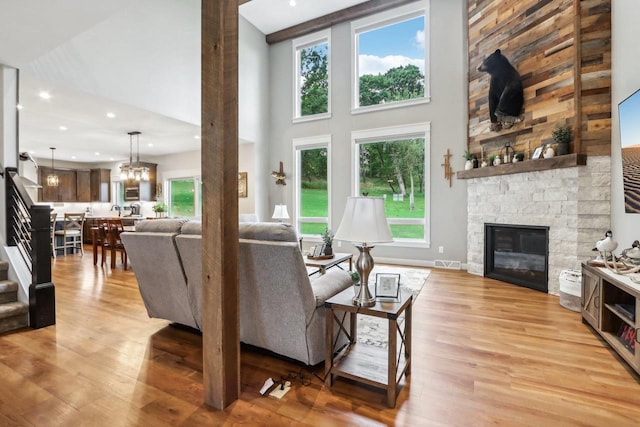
[16,104,23,110]
[59,125,68,131]
[106,112,116,118]
[39,91,51,100]
[71,155,77,159]
[95,152,100,156]
[29,150,35,154]
[194,135,200,139]
[289,0,296,6]
[109,157,114,161]
[147,143,153,147]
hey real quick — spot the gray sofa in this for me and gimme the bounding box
[121,219,353,365]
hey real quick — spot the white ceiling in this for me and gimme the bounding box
[0,0,368,163]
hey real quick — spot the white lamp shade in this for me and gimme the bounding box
[334,197,393,244]
[272,204,290,220]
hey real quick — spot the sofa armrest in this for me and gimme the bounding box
[310,270,353,307]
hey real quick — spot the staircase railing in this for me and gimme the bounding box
[5,167,55,328]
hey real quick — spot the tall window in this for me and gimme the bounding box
[294,135,331,236]
[168,177,202,218]
[293,29,331,122]
[352,1,429,112]
[353,123,430,244]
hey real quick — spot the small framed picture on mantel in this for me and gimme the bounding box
[532,146,544,160]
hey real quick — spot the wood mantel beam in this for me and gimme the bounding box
[266,0,417,44]
[201,0,240,409]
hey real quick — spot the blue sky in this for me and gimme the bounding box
[620,89,640,148]
[358,16,425,76]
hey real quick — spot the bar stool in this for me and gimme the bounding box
[50,212,57,258]
[54,212,85,256]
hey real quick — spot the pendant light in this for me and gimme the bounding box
[120,131,149,181]
[46,147,59,187]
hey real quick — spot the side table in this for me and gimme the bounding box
[324,286,412,407]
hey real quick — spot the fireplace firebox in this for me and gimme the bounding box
[484,223,549,293]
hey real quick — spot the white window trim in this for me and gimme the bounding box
[292,29,332,123]
[351,122,431,248]
[351,0,431,113]
[293,134,332,238]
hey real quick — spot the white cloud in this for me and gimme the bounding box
[359,54,424,76]
[415,29,425,50]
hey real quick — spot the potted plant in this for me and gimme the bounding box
[463,150,473,170]
[321,228,334,256]
[488,154,497,166]
[552,124,572,155]
[152,202,168,218]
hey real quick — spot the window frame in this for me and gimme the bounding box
[292,28,332,123]
[351,122,431,248]
[293,134,332,239]
[351,0,430,114]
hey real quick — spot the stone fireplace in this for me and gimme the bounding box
[466,156,611,295]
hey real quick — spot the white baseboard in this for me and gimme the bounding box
[374,256,468,271]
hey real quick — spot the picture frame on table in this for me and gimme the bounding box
[375,273,401,299]
[312,244,324,258]
[532,146,544,160]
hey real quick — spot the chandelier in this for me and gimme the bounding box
[119,131,149,181]
[46,147,59,187]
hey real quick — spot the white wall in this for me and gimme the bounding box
[611,0,640,248]
[239,16,270,221]
[267,0,468,265]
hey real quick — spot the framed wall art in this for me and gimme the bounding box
[238,172,248,198]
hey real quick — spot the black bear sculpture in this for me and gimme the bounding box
[477,49,524,132]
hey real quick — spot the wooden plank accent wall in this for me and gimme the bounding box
[467,0,611,160]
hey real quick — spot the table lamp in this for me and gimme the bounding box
[272,204,289,222]
[334,196,393,307]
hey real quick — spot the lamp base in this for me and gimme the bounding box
[352,244,376,307]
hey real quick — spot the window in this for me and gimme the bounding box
[352,1,429,112]
[168,177,202,218]
[294,135,331,236]
[293,29,331,122]
[352,123,430,245]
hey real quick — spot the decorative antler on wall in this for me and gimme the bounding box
[272,161,286,185]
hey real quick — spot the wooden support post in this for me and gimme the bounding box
[201,0,240,409]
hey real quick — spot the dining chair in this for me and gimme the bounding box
[53,212,85,256]
[49,212,57,258]
[106,218,128,269]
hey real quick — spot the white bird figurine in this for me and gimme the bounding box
[625,240,640,259]
[593,230,618,253]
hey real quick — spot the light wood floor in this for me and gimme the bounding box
[1,249,639,426]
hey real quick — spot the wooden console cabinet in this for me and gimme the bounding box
[582,263,640,375]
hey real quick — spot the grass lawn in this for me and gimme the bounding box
[300,179,424,238]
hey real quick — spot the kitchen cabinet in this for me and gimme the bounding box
[90,169,111,202]
[39,167,77,202]
[76,170,91,202]
[39,167,112,203]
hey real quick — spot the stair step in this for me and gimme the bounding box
[0,301,28,334]
[0,280,18,304]
[0,301,28,320]
[0,260,8,282]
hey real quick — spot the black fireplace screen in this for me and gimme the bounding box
[484,223,549,293]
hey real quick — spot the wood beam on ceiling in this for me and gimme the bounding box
[266,0,417,44]
[201,0,240,409]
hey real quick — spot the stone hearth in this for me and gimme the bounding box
[466,156,611,295]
